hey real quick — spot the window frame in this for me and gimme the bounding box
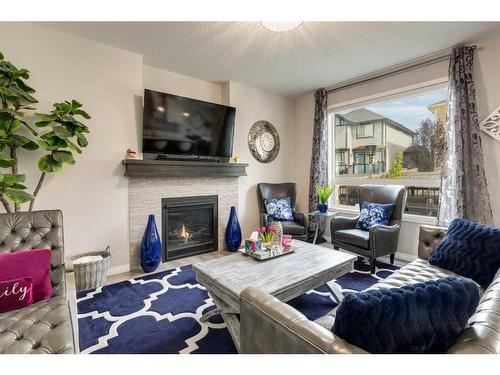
[356,122,374,138]
[328,80,448,217]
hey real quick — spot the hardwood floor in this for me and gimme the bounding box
[105,250,232,285]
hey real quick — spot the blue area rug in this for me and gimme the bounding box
[77,258,398,354]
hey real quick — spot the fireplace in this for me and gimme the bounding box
[161,195,218,260]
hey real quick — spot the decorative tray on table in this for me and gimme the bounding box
[239,245,295,261]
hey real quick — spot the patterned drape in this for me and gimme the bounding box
[438,46,493,226]
[308,89,329,232]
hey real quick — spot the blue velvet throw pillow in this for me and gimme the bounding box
[429,218,500,288]
[356,202,395,231]
[264,197,293,221]
[332,277,480,353]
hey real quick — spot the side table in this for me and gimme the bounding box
[307,210,337,244]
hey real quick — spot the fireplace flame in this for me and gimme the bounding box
[180,225,190,243]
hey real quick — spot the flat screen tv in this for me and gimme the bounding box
[142,89,236,160]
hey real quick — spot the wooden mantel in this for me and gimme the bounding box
[122,159,248,178]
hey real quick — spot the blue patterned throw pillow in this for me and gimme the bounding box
[429,218,500,288]
[356,202,395,231]
[332,277,480,353]
[264,197,293,221]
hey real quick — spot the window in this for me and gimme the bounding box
[356,123,374,138]
[330,85,448,216]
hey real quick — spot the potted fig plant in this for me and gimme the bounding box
[315,184,333,213]
[0,51,91,213]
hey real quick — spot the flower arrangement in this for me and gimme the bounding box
[257,226,276,244]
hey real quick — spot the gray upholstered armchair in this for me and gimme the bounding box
[257,183,308,241]
[0,210,77,354]
[331,184,407,273]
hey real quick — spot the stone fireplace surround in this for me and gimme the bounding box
[129,176,238,271]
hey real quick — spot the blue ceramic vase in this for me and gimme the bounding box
[225,206,242,252]
[140,214,162,273]
[318,203,328,213]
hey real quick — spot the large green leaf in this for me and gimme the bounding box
[76,133,88,147]
[13,78,35,93]
[0,173,25,185]
[66,139,82,154]
[53,126,72,139]
[34,113,57,127]
[8,85,37,103]
[8,134,35,148]
[74,109,91,119]
[38,154,63,173]
[4,188,34,204]
[0,108,23,117]
[21,139,39,150]
[0,154,15,168]
[52,150,75,165]
[38,137,67,151]
[8,118,22,133]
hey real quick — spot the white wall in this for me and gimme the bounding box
[143,65,222,105]
[474,32,500,225]
[0,23,143,268]
[292,92,315,212]
[0,24,298,269]
[227,81,296,238]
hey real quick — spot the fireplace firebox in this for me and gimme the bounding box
[161,195,218,260]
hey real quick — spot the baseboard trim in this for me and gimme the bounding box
[108,264,130,276]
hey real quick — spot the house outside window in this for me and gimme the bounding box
[330,85,448,217]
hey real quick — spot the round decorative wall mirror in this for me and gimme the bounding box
[248,121,280,163]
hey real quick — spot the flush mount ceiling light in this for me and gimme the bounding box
[261,22,303,32]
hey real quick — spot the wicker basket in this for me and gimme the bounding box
[71,246,111,291]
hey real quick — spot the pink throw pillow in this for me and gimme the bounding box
[0,277,33,313]
[0,249,53,302]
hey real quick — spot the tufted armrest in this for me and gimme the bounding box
[418,225,448,260]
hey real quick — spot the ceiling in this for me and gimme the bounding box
[41,22,500,97]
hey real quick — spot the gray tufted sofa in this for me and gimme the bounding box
[240,224,500,354]
[0,210,77,354]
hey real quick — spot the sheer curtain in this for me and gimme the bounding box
[308,89,329,233]
[438,46,493,226]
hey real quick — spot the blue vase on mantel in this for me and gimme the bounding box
[140,214,162,273]
[225,206,242,252]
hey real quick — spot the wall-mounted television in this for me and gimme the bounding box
[142,89,236,160]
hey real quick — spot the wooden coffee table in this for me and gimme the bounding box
[193,240,356,352]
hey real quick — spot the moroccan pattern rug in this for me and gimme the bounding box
[77,259,398,354]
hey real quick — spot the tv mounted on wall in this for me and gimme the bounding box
[142,89,236,161]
